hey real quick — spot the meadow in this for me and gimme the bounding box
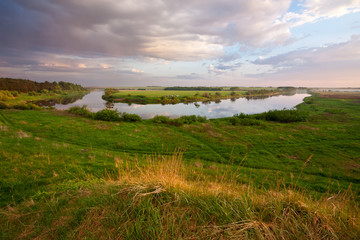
[102,87,279,104]
[0,92,359,239]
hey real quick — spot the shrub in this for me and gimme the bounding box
[28,91,38,96]
[0,101,9,109]
[68,105,93,118]
[120,113,142,122]
[179,115,197,124]
[169,118,184,126]
[230,117,261,126]
[0,90,14,101]
[152,115,171,124]
[304,97,315,104]
[255,109,308,123]
[13,103,39,110]
[10,91,19,97]
[40,89,49,95]
[153,115,207,126]
[179,115,207,124]
[233,113,250,119]
[94,109,120,121]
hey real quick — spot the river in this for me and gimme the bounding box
[54,91,311,119]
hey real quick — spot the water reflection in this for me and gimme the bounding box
[54,91,311,119]
[32,94,86,106]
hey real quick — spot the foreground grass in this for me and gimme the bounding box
[0,92,360,238]
[1,152,359,239]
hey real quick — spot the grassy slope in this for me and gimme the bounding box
[0,93,360,239]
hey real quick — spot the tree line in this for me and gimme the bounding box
[0,78,85,93]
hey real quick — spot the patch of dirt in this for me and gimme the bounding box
[344,162,360,170]
[74,209,110,239]
[0,125,8,132]
[285,155,300,160]
[95,124,110,130]
[17,130,31,139]
[295,125,320,131]
[194,162,203,168]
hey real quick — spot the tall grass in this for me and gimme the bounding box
[1,151,359,239]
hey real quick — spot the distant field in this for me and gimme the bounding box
[112,90,247,98]
[315,91,360,99]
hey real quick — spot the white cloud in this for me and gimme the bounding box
[284,0,360,26]
[131,68,144,73]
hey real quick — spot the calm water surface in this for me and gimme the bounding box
[55,91,311,119]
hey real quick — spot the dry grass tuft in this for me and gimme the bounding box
[112,150,247,198]
[16,130,31,139]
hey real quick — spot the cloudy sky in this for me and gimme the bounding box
[1,0,359,87]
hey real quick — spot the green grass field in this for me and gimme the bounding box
[0,92,359,239]
[104,87,281,104]
[113,90,246,98]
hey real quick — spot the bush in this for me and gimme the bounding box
[304,97,315,104]
[255,109,308,123]
[28,91,38,96]
[0,101,9,109]
[10,91,19,97]
[68,105,93,118]
[179,115,207,124]
[152,115,207,126]
[120,113,142,122]
[233,113,250,119]
[94,109,120,121]
[230,117,261,126]
[13,103,39,110]
[0,90,14,101]
[179,115,197,124]
[169,118,184,126]
[152,115,171,124]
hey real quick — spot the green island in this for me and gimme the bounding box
[102,86,285,104]
[1,80,360,239]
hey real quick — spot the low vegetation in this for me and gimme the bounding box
[152,115,207,126]
[230,109,309,124]
[101,87,285,104]
[1,91,360,239]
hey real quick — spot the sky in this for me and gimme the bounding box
[0,0,360,87]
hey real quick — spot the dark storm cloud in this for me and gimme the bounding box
[0,0,293,63]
